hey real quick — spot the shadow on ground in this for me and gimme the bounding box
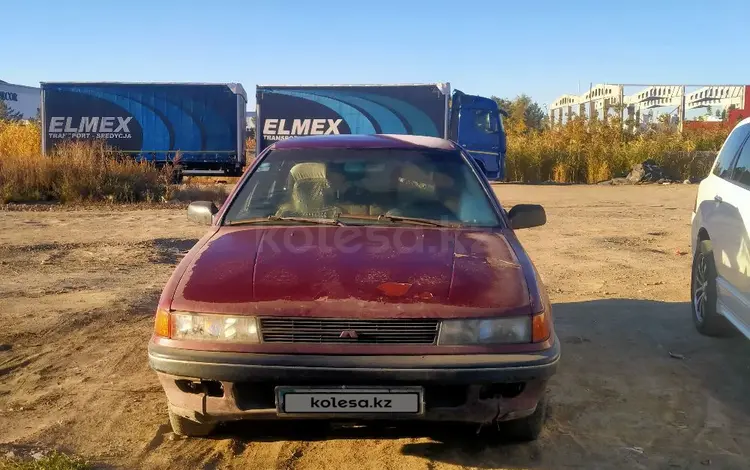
[162,299,750,469]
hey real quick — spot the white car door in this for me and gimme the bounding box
[707,125,750,336]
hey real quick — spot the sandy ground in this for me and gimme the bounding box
[1,184,750,469]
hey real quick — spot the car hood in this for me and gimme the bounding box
[170,226,532,318]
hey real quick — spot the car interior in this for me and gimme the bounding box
[273,160,461,220]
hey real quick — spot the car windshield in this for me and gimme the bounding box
[223,148,501,227]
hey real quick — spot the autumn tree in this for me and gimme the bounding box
[492,94,546,133]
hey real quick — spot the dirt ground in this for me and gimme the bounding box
[1,184,750,470]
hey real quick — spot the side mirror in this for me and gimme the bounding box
[508,204,546,229]
[187,201,218,225]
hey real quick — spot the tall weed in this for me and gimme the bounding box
[506,117,728,183]
[0,122,170,203]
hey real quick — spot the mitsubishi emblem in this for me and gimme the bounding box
[339,329,358,339]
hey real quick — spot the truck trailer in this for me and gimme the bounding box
[41,82,247,175]
[255,83,507,180]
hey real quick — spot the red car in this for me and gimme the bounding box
[149,134,559,440]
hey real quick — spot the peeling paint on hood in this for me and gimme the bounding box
[170,226,531,318]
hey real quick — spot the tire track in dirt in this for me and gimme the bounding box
[276,441,311,470]
[6,185,750,469]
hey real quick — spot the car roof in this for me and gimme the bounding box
[271,134,457,151]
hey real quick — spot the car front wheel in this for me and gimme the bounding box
[691,240,732,336]
[498,393,547,442]
[168,409,216,437]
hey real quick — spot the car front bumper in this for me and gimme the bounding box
[148,338,560,424]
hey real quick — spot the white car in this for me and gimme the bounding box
[691,117,750,339]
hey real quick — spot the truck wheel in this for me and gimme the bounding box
[168,409,216,437]
[498,393,547,442]
[691,240,732,336]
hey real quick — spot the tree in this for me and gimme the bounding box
[0,100,23,121]
[523,99,547,131]
[492,97,513,116]
[715,109,722,119]
[491,94,546,132]
[721,109,728,121]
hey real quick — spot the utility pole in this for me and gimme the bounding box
[679,85,686,132]
[620,86,625,139]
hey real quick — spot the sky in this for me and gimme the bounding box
[3,0,750,109]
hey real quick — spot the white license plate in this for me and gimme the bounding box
[276,387,423,415]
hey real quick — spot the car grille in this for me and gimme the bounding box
[259,318,440,344]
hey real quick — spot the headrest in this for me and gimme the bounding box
[289,162,327,182]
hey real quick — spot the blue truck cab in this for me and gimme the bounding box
[449,90,506,180]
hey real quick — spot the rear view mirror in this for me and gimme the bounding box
[508,204,546,229]
[187,201,218,225]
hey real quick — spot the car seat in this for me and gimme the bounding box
[275,162,340,217]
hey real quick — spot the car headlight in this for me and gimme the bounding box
[438,317,531,345]
[170,312,260,343]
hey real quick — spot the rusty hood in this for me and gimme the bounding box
[169,226,533,318]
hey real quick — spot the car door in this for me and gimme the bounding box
[714,136,750,334]
[457,107,502,175]
[705,123,750,335]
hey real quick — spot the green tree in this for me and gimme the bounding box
[0,100,23,121]
[492,97,513,115]
[721,109,728,121]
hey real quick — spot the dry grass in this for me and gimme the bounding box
[168,183,231,206]
[0,121,40,158]
[0,119,731,204]
[0,452,89,470]
[506,117,729,183]
[0,122,170,203]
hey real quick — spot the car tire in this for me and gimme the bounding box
[498,393,547,442]
[168,409,216,437]
[691,240,732,336]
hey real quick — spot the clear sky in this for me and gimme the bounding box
[4,0,749,109]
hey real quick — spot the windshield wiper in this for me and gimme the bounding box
[226,215,345,226]
[268,215,346,226]
[377,214,457,227]
[319,213,456,227]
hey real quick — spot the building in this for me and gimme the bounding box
[0,80,40,120]
[550,84,750,128]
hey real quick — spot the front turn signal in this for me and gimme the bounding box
[532,311,550,343]
[154,307,171,338]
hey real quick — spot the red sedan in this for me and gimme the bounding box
[149,134,559,440]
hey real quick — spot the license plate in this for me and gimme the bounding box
[276,387,423,415]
